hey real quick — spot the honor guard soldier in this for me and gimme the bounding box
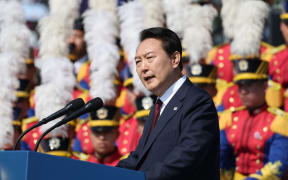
[206,0,273,112]
[264,4,288,111]
[73,105,122,166]
[220,57,288,180]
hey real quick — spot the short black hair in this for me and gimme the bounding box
[139,27,183,70]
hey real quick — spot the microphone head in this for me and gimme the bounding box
[84,97,104,113]
[65,98,85,111]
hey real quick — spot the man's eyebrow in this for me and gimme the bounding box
[135,51,154,60]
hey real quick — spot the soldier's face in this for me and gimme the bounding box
[91,128,119,156]
[68,30,86,58]
[135,38,181,96]
[237,81,267,110]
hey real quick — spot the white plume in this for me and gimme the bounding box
[0,23,32,59]
[139,0,165,28]
[231,0,270,56]
[221,0,243,40]
[118,1,150,95]
[35,84,70,135]
[0,100,14,148]
[38,15,71,58]
[0,0,25,24]
[183,4,217,64]
[35,57,75,90]
[0,0,32,148]
[0,53,18,148]
[49,0,79,20]
[89,0,118,15]
[83,6,119,102]
[162,0,191,38]
[35,0,80,136]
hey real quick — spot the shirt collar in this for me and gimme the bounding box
[159,75,187,107]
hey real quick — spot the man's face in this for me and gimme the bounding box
[237,81,267,110]
[68,29,86,59]
[90,128,119,156]
[135,38,180,96]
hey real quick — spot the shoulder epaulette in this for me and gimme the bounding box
[219,106,245,130]
[219,109,232,130]
[261,42,274,49]
[72,152,90,161]
[261,45,286,62]
[75,118,89,131]
[21,116,38,132]
[266,80,283,108]
[267,45,286,55]
[268,107,288,137]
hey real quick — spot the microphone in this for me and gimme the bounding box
[34,97,103,152]
[13,98,85,150]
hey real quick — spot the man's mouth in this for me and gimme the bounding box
[144,75,155,82]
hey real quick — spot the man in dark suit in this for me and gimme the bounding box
[117,27,220,180]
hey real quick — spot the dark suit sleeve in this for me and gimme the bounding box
[145,94,219,180]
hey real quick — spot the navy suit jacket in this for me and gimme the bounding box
[117,79,220,180]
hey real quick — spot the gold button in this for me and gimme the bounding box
[235,166,239,170]
[256,159,260,164]
[274,61,278,66]
[236,157,239,161]
[121,148,127,153]
[83,132,88,136]
[218,49,224,54]
[276,69,280,74]
[219,62,224,68]
[83,126,88,131]
[124,131,129,136]
[32,133,38,138]
[84,139,89,143]
[231,134,235,138]
[229,97,234,103]
[233,116,239,122]
[257,153,260,157]
[219,56,224,61]
[256,145,261,150]
[123,140,128,144]
[230,90,235,95]
[232,125,237,130]
[263,126,268,132]
[219,72,224,77]
[230,107,235,111]
[33,139,37,144]
[125,124,130,128]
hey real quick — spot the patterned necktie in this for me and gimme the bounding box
[151,99,163,131]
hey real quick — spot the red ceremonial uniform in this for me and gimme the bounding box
[117,117,141,155]
[220,106,288,179]
[72,149,122,167]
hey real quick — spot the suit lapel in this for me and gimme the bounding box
[136,79,191,166]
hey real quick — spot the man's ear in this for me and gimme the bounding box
[170,51,181,68]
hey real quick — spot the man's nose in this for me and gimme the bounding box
[239,87,249,95]
[141,60,149,73]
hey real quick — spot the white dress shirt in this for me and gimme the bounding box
[159,75,187,115]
